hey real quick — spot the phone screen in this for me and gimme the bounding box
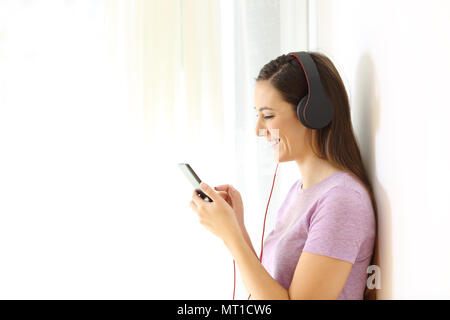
[178,163,213,202]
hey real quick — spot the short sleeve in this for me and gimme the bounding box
[303,187,370,264]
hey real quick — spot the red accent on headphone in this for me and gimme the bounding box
[290,53,311,126]
[232,162,280,300]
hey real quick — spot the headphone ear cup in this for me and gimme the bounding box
[296,96,309,128]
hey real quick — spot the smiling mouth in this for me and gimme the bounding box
[270,138,280,147]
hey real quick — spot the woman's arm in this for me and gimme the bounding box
[288,251,352,299]
[224,232,290,300]
[225,232,353,300]
[240,225,258,258]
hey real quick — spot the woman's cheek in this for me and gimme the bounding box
[269,121,282,135]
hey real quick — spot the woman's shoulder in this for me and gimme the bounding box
[322,171,371,205]
[283,170,374,219]
[316,171,375,227]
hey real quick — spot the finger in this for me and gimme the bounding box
[216,190,227,199]
[215,184,238,200]
[189,199,197,211]
[214,184,237,205]
[216,191,231,204]
[199,182,219,202]
[191,189,204,205]
[214,184,233,193]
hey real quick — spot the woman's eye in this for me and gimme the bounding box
[255,114,274,120]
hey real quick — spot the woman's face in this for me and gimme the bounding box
[254,80,310,162]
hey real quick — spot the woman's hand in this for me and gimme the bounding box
[214,184,258,258]
[213,184,245,229]
[189,182,243,245]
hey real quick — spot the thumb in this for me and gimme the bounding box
[200,182,219,202]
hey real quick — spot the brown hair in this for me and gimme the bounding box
[255,52,378,300]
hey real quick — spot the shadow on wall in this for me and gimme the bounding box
[354,53,392,299]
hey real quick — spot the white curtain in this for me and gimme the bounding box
[0,0,308,299]
[230,0,310,299]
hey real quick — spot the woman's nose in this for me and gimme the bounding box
[255,120,267,137]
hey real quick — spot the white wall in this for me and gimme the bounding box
[311,0,450,299]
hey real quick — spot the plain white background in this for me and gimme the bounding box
[0,0,306,299]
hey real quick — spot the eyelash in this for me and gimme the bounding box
[256,115,274,120]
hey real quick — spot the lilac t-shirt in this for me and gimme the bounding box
[261,170,376,300]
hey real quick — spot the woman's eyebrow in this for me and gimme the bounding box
[254,106,274,112]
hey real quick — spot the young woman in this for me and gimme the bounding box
[189,52,377,300]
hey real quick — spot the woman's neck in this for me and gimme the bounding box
[295,153,342,190]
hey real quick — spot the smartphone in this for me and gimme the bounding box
[178,163,213,202]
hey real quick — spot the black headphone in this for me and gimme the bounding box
[289,51,334,130]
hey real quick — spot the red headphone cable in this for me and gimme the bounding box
[232,162,279,300]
